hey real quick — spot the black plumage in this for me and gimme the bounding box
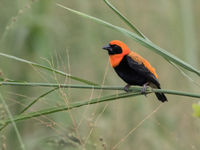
[114,55,167,102]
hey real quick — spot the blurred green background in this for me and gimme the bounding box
[0,0,200,150]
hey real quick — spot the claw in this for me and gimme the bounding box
[141,83,149,96]
[124,84,131,92]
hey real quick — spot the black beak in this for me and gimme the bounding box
[102,44,112,51]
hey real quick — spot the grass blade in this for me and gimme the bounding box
[20,87,59,113]
[103,0,148,40]
[56,4,200,77]
[0,52,97,85]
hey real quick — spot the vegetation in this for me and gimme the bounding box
[0,0,200,150]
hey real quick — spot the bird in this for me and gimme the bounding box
[102,40,167,102]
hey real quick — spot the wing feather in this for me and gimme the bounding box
[128,52,158,79]
[126,55,160,87]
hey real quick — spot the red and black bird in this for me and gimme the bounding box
[103,40,167,102]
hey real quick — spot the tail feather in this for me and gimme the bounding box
[149,82,167,102]
[155,92,167,102]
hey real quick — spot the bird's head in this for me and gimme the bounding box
[102,40,130,56]
[102,40,131,67]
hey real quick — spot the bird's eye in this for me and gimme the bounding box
[111,45,122,54]
[111,45,118,48]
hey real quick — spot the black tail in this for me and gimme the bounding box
[154,85,167,102]
[150,79,167,102]
[155,92,167,102]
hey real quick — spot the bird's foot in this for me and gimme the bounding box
[141,83,149,96]
[124,84,131,92]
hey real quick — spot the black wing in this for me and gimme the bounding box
[126,55,167,102]
[126,55,160,87]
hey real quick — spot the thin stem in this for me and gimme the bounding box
[0,93,26,150]
[112,103,163,150]
[152,89,200,99]
[0,81,134,90]
[1,81,200,99]
[20,87,59,113]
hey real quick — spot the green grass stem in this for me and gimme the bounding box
[0,81,200,99]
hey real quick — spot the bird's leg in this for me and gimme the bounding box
[141,82,149,96]
[124,84,131,92]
